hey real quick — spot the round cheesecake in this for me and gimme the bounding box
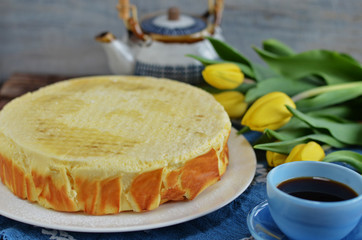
[0,76,231,215]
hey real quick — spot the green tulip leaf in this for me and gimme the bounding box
[234,82,257,94]
[307,106,356,121]
[262,39,295,57]
[250,63,279,82]
[185,54,221,66]
[264,128,313,141]
[252,132,275,145]
[287,106,362,145]
[206,37,252,67]
[306,103,362,122]
[323,150,362,174]
[254,138,303,154]
[245,77,319,103]
[186,54,255,78]
[253,48,362,85]
[307,113,352,124]
[296,84,362,112]
[279,116,310,130]
[254,133,346,154]
[339,53,361,66]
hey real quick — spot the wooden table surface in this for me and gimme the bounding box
[0,73,70,110]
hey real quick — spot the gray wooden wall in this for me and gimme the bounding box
[1,0,362,83]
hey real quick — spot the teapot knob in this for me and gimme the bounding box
[168,7,180,21]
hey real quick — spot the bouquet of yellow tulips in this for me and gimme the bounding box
[188,38,362,172]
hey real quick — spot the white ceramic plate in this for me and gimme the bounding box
[0,128,256,233]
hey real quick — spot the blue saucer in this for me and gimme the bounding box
[247,200,362,240]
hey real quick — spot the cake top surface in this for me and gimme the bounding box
[0,76,230,172]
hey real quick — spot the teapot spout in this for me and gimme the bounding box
[95,32,135,75]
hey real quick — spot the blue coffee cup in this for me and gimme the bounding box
[267,161,362,240]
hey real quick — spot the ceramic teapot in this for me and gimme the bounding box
[96,0,224,85]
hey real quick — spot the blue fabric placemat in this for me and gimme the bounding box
[1,130,361,240]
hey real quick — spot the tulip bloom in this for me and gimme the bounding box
[213,91,248,118]
[266,151,288,167]
[285,141,325,163]
[241,92,296,132]
[202,63,244,90]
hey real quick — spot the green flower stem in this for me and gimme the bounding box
[237,126,250,135]
[321,144,332,152]
[323,150,362,174]
[243,78,256,84]
[291,81,362,102]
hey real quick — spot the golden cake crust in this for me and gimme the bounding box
[0,76,231,214]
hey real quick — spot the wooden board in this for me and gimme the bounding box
[0,73,70,110]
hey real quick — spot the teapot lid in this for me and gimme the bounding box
[140,7,207,36]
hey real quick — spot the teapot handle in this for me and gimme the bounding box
[116,0,149,41]
[206,0,224,34]
[117,0,224,42]
[208,0,224,26]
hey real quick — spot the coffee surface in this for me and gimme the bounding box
[277,177,358,202]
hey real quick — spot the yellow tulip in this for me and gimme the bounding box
[202,63,244,90]
[266,151,288,167]
[241,92,296,132]
[285,141,325,163]
[213,91,248,118]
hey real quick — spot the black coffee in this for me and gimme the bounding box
[277,177,358,202]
